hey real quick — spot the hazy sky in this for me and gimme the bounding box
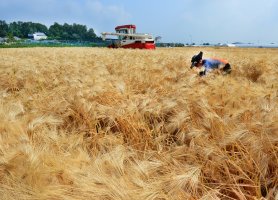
[1,0,278,43]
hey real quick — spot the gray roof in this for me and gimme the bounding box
[34,32,47,36]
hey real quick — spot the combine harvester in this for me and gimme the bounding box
[101,25,156,49]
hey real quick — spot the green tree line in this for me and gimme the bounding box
[0,20,100,41]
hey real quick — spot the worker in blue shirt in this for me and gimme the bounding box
[190,51,232,76]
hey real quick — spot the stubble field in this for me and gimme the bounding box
[0,47,277,200]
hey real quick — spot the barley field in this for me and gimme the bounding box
[0,47,277,200]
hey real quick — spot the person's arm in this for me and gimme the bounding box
[199,61,207,76]
[199,67,206,76]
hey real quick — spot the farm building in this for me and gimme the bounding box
[28,32,47,40]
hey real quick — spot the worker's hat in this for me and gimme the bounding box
[191,51,203,68]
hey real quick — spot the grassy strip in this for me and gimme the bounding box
[0,42,107,48]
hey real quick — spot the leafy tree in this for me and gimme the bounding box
[1,20,99,41]
[71,23,87,40]
[86,28,97,41]
[7,32,15,43]
[49,22,64,39]
[20,22,48,37]
[8,21,23,37]
[0,20,9,37]
[8,21,48,38]
[34,23,48,34]
[21,22,31,37]
[49,22,96,41]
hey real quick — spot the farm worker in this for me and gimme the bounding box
[190,51,232,76]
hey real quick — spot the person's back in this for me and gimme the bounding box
[203,58,227,69]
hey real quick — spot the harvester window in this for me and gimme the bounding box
[119,29,127,34]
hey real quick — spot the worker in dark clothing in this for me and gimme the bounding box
[191,51,232,76]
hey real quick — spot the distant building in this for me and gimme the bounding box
[28,32,47,40]
[226,43,236,47]
[217,43,236,47]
